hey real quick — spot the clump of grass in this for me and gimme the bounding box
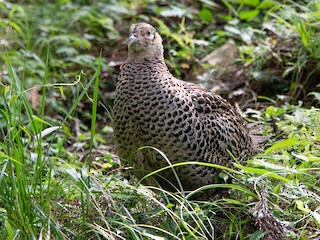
[0,48,104,238]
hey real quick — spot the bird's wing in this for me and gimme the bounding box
[180,79,267,153]
[180,80,239,117]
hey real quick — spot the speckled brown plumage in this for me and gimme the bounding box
[113,22,262,192]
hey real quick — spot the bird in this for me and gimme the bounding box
[113,22,264,194]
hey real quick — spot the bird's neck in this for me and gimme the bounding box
[126,55,167,69]
[127,52,164,62]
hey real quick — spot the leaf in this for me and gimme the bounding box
[295,20,310,48]
[234,164,292,183]
[153,18,187,48]
[239,9,260,21]
[265,106,285,118]
[8,20,26,41]
[158,6,189,18]
[309,92,320,103]
[5,220,15,240]
[0,151,23,165]
[199,8,213,23]
[257,0,279,10]
[166,203,175,208]
[274,184,281,194]
[34,126,61,140]
[199,0,219,8]
[4,86,10,96]
[249,230,267,240]
[222,198,244,205]
[264,138,299,154]
[311,211,320,225]
[32,115,52,126]
[229,0,260,7]
[244,0,260,7]
[64,168,80,181]
[95,134,106,143]
[291,152,309,162]
[296,200,310,214]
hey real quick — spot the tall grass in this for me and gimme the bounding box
[0,47,102,238]
[1,0,319,239]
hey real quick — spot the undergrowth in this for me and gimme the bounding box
[0,0,320,239]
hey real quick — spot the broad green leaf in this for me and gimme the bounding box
[265,105,285,118]
[265,138,299,154]
[239,10,260,21]
[257,0,279,10]
[245,0,260,6]
[199,8,213,23]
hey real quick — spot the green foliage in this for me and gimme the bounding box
[222,0,320,102]
[0,0,320,239]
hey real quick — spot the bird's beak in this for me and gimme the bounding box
[127,34,139,46]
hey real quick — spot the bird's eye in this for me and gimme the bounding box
[146,30,154,39]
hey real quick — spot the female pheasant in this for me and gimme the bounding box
[113,22,262,193]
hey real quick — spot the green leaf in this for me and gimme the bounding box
[265,138,299,154]
[239,9,260,21]
[234,164,292,183]
[4,86,10,96]
[295,20,310,48]
[32,115,52,126]
[274,184,281,194]
[257,0,279,10]
[296,200,310,213]
[5,220,15,240]
[229,0,260,7]
[166,203,175,208]
[265,106,285,118]
[0,151,23,165]
[222,198,244,205]
[249,230,267,240]
[244,0,260,7]
[199,8,213,23]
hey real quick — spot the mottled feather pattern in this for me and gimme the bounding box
[113,22,262,192]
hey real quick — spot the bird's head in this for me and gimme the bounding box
[127,22,164,60]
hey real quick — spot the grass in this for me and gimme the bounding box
[1,0,320,239]
[1,57,319,239]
